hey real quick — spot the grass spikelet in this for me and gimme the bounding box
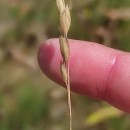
[59,36,70,63]
[60,4,71,36]
[60,62,68,82]
[56,0,65,14]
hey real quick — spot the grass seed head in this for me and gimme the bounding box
[56,0,72,130]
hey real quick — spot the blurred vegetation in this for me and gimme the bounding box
[0,0,130,130]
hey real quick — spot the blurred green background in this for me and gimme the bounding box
[0,0,130,130]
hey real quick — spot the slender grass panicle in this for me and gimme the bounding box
[56,0,72,130]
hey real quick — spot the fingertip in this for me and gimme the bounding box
[38,38,59,68]
[38,38,63,83]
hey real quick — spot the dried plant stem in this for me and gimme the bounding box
[56,0,72,130]
[66,63,72,130]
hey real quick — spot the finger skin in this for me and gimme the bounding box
[38,38,130,113]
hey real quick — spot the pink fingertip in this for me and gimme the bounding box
[38,38,130,113]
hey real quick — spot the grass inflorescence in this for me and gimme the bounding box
[56,0,72,130]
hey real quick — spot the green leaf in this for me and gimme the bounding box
[85,106,124,127]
